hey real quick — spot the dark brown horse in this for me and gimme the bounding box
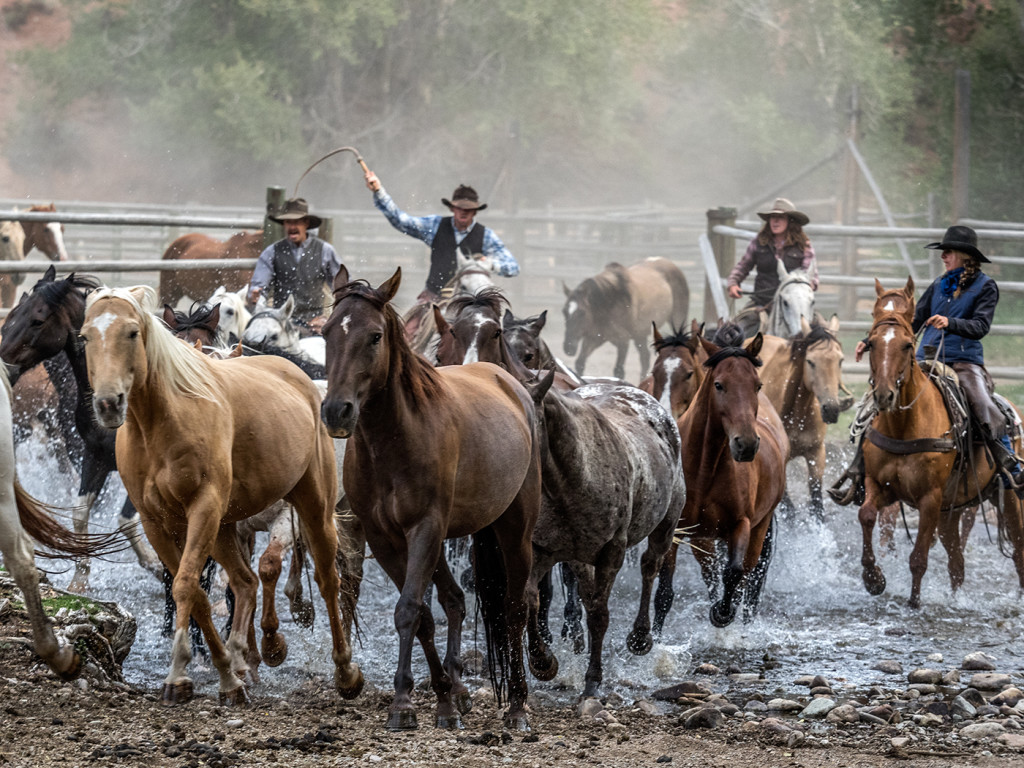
[858,279,1024,607]
[562,257,689,379]
[159,231,261,307]
[320,266,542,731]
[655,333,789,628]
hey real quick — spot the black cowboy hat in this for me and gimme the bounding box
[925,225,989,263]
[442,185,487,212]
[269,197,323,229]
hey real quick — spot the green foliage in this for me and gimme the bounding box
[41,594,101,617]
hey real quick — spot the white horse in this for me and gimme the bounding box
[452,249,496,296]
[767,261,815,339]
[241,294,326,368]
[208,285,252,345]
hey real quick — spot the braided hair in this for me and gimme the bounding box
[954,253,982,299]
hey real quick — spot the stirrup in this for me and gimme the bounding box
[827,471,864,507]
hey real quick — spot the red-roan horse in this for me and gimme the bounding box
[858,278,1024,607]
[320,266,541,732]
[159,231,261,307]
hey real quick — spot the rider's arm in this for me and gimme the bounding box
[726,238,757,289]
[802,242,819,290]
[480,227,519,277]
[948,279,998,339]
[371,187,442,246]
[911,282,934,334]
[248,244,276,304]
[321,241,342,285]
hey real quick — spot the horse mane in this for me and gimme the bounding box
[704,346,763,369]
[241,342,326,380]
[445,286,508,318]
[653,325,693,351]
[802,322,838,347]
[709,320,746,349]
[335,280,444,402]
[87,286,218,401]
[33,272,102,310]
[168,302,219,335]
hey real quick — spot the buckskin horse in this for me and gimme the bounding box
[857,278,1024,608]
[81,285,362,705]
[320,266,541,731]
[562,257,689,379]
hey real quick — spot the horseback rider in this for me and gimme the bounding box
[727,198,819,308]
[246,197,340,336]
[829,225,1024,506]
[363,169,519,339]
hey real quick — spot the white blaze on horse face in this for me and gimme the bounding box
[883,300,895,312]
[566,300,578,317]
[340,314,351,335]
[46,222,69,261]
[882,327,896,345]
[658,357,681,413]
[90,311,117,342]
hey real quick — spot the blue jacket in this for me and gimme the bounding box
[913,272,997,365]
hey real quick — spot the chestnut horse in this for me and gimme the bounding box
[81,285,362,706]
[20,203,69,262]
[320,266,541,731]
[158,231,261,307]
[638,321,707,422]
[655,333,789,628]
[562,257,689,379]
[858,278,1024,607]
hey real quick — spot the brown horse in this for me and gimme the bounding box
[159,231,261,307]
[20,203,69,262]
[655,333,789,628]
[857,278,1024,607]
[81,285,362,705]
[758,315,850,519]
[562,257,689,379]
[638,321,707,422]
[320,266,541,731]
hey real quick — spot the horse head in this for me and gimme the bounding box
[503,309,551,368]
[795,315,845,424]
[770,262,815,338]
[209,285,251,344]
[873,276,916,323]
[23,204,68,262]
[452,250,495,296]
[642,320,706,421]
[242,294,301,352]
[163,301,222,348]
[865,312,917,413]
[434,288,507,366]
[698,332,764,462]
[0,219,25,262]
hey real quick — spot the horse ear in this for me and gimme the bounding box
[43,264,56,282]
[230,342,244,358]
[432,304,449,334]
[652,322,663,344]
[378,267,402,302]
[281,294,295,318]
[532,310,547,332]
[827,313,840,334]
[746,332,764,359]
[130,285,157,313]
[333,264,351,294]
[776,258,789,280]
[691,319,702,338]
[875,278,885,297]
[904,275,915,298]
[698,334,719,357]
[207,303,221,326]
[530,366,557,405]
[193,340,203,351]
[562,281,572,298]
[213,285,226,298]
[503,308,514,327]
[162,305,178,329]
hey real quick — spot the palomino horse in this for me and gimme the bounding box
[0,365,117,681]
[0,219,26,307]
[758,315,850,519]
[523,372,686,699]
[81,285,362,705]
[158,231,261,307]
[0,267,162,591]
[655,333,789,629]
[320,266,541,731]
[857,278,1024,607]
[562,257,689,379]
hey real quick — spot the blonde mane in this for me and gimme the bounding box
[87,286,219,401]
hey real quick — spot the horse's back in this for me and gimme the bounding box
[629,258,689,328]
[160,232,256,304]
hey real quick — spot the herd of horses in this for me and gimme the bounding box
[2,218,1024,733]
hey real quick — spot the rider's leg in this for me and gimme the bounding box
[954,362,1024,491]
[827,393,875,506]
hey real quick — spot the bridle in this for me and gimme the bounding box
[867,316,933,411]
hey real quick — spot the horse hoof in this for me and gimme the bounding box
[261,634,288,667]
[161,680,194,705]
[291,602,315,629]
[435,712,464,730]
[454,690,473,715]
[908,595,921,610]
[335,665,365,700]
[504,712,531,732]
[219,685,250,707]
[626,630,654,656]
[529,652,559,681]
[386,709,418,731]
[709,602,736,628]
[862,569,886,596]
[55,652,84,682]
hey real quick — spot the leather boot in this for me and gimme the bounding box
[990,435,1024,498]
[828,441,866,507]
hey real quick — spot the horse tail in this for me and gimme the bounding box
[472,524,510,706]
[14,480,122,558]
[662,262,690,325]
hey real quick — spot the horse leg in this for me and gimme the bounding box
[877,502,900,553]
[559,563,585,654]
[742,515,776,623]
[612,342,629,381]
[117,496,162,578]
[959,505,978,555]
[284,532,315,628]
[66,489,97,594]
[210,523,260,702]
[627,513,677,655]
[652,542,678,636]
[999,491,1024,590]
[858,484,887,596]
[807,445,826,522]
[691,536,722,601]
[635,336,651,381]
[536,569,554,645]
[710,519,751,628]
[431,555,471,725]
[907,489,945,609]
[334,503,366,652]
[526,555,560,682]
[257,506,292,667]
[576,543,624,699]
[936,508,965,594]
[574,336,601,378]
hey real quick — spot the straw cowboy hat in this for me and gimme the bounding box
[925,225,989,263]
[757,198,810,227]
[269,197,323,229]
[442,185,487,212]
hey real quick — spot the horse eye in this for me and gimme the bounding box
[807,360,816,368]
[129,330,139,340]
[523,353,534,362]
[757,382,763,391]
[714,381,724,391]
[684,372,693,381]
[371,333,383,346]
[903,342,913,352]
[492,329,501,340]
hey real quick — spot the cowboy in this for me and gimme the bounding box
[247,197,340,335]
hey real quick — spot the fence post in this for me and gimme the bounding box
[705,207,736,324]
[264,186,285,248]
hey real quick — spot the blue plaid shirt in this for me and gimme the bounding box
[372,188,519,277]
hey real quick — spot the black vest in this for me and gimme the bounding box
[428,219,485,294]
[270,237,328,320]
[750,242,808,306]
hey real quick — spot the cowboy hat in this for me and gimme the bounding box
[925,225,989,263]
[442,185,487,212]
[757,198,809,227]
[269,197,323,229]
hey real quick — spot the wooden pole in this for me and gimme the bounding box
[705,207,736,324]
[264,186,285,248]
[840,86,861,319]
[953,69,971,222]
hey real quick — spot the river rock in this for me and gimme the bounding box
[999,733,1024,749]
[951,695,977,719]
[908,683,937,695]
[744,700,768,713]
[960,688,987,707]
[798,698,837,718]
[826,704,860,724]
[873,660,903,675]
[766,699,803,712]
[578,698,604,718]
[926,653,943,663]
[992,687,1024,707]
[635,699,660,717]
[913,712,944,727]
[683,708,723,729]
[793,675,816,687]
[921,701,949,717]
[960,722,1007,740]
[810,685,834,696]
[970,673,1012,691]
[962,652,997,671]
[729,673,761,684]
[606,722,628,739]
[976,704,1002,718]
[651,681,711,701]
[694,663,721,676]
[908,668,942,685]
[942,669,961,685]
[759,717,793,734]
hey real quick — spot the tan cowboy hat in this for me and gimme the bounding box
[269,197,323,229]
[442,185,487,212]
[757,198,809,227]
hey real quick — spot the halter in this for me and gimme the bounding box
[867,316,937,411]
